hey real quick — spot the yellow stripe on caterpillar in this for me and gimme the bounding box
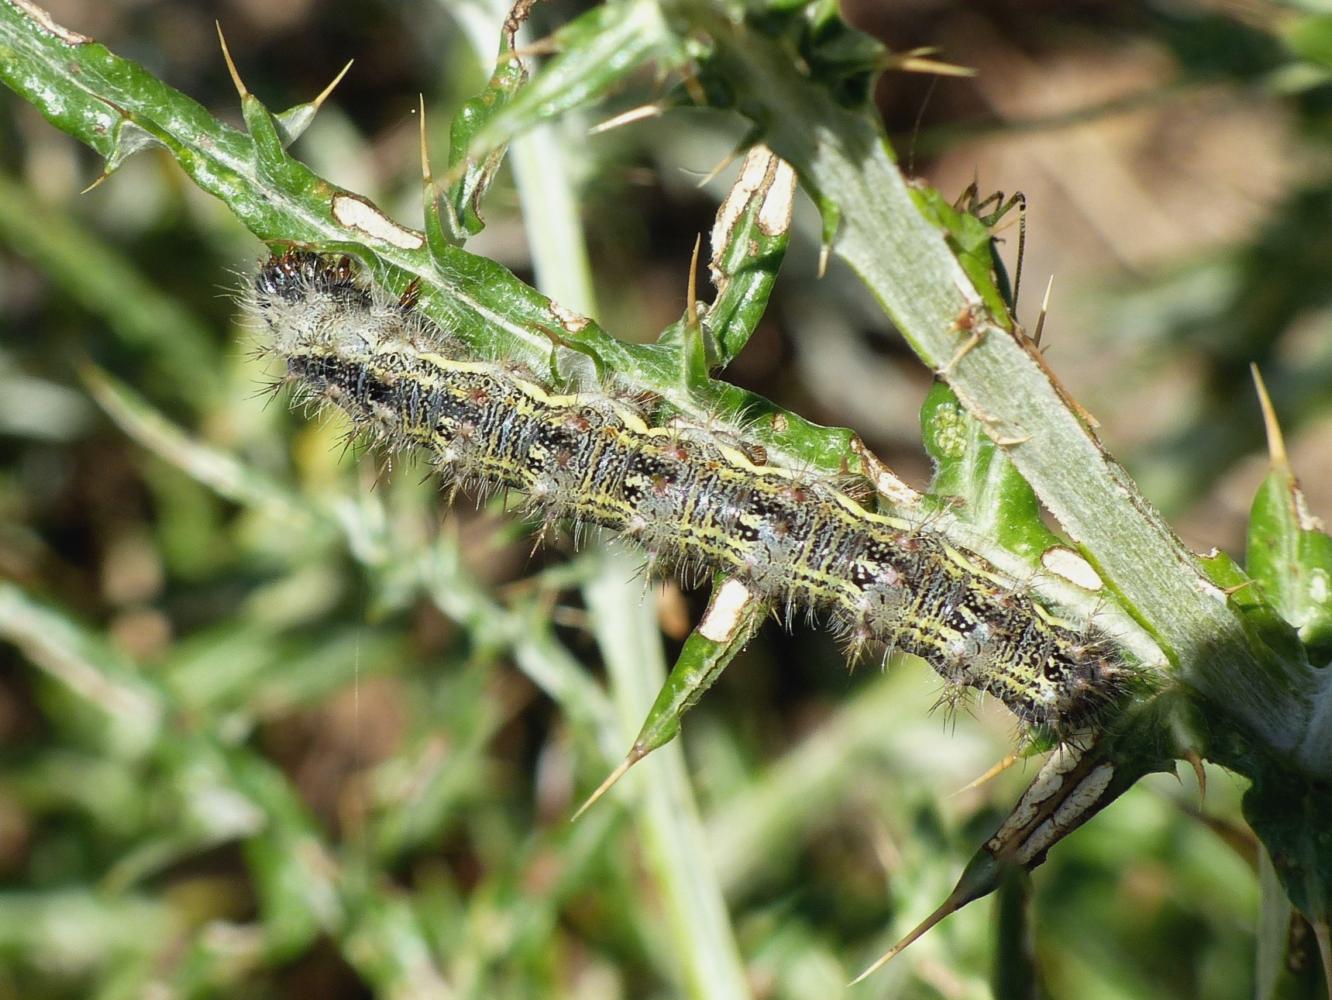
[249,250,1131,736]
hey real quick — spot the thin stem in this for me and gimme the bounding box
[452,6,750,995]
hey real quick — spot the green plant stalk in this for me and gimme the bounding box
[585,549,752,1000]
[489,17,749,987]
[704,663,987,900]
[409,0,1323,774]
[0,581,163,758]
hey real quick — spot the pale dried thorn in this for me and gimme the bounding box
[529,518,560,559]
[893,44,941,59]
[1032,274,1054,347]
[696,145,740,190]
[312,59,354,112]
[1181,749,1207,807]
[80,172,110,195]
[848,896,956,985]
[571,752,639,822]
[589,104,663,136]
[882,46,978,78]
[950,752,1020,797]
[686,233,702,330]
[1222,578,1257,599]
[680,66,707,107]
[215,22,249,101]
[417,94,432,182]
[1250,363,1289,469]
[894,55,978,77]
[499,37,561,64]
[817,241,831,279]
[1074,400,1100,431]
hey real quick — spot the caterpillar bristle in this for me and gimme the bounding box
[247,251,1134,740]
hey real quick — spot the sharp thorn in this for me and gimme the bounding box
[696,146,740,190]
[215,22,249,101]
[1251,363,1288,469]
[571,752,638,822]
[589,104,664,136]
[847,894,961,985]
[312,59,354,112]
[950,751,1020,797]
[1182,749,1207,807]
[882,46,978,78]
[686,233,701,330]
[1032,273,1053,347]
[418,93,432,183]
[80,172,110,195]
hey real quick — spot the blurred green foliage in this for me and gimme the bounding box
[1,1,1331,998]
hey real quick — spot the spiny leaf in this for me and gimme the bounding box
[575,575,764,817]
[922,381,1064,564]
[1247,365,1332,662]
[703,145,798,367]
[446,39,527,240]
[465,0,684,165]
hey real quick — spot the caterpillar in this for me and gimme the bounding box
[249,250,1130,737]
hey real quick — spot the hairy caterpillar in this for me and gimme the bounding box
[250,251,1129,736]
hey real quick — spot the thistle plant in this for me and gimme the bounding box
[0,1,1329,997]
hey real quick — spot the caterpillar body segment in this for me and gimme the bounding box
[250,251,1129,736]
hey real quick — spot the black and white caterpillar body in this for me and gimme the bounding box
[250,251,1129,736]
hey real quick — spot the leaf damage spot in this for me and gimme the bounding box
[331,193,425,250]
[1041,546,1102,591]
[1309,567,1329,606]
[1013,763,1114,865]
[699,578,754,642]
[757,158,796,236]
[14,0,90,45]
[993,743,1080,836]
[709,146,794,287]
[549,300,590,334]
